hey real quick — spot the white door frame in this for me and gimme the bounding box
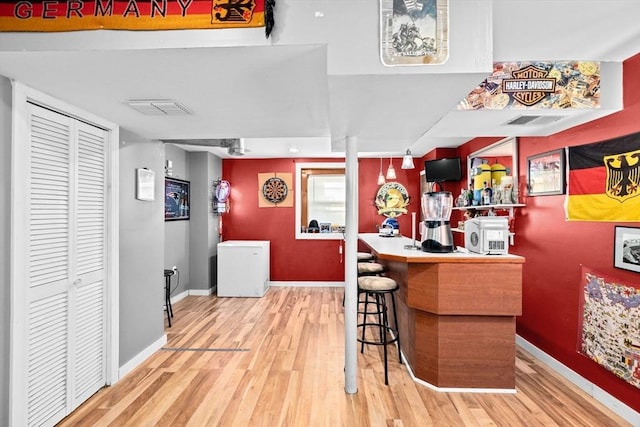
[9,82,120,424]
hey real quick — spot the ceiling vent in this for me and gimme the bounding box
[127,99,192,115]
[504,115,565,126]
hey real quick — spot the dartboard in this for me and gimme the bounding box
[262,177,288,203]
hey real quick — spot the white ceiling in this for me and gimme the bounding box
[0,0,638,159]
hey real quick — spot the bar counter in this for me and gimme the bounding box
[358,233,524,391]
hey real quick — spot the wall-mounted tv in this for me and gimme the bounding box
[424,157,462,183]
[165,177,190,221]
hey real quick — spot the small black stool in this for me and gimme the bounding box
[357,275,402,385]
[163,269,175,327]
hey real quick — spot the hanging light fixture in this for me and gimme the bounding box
[386,156,397,180]
[377,157,386,185]
[401,149,415,169]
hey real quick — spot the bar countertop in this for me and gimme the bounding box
[358,232,524,390]
[358,233,525,264]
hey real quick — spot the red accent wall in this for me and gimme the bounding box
[222,53,640,411]
[221,157,421,282]
[449,53,640,412]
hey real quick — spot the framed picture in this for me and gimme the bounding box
[527,149,566,196]
[319,222,332,233]
[614,226,640,273]
[165,177,190,221]
[136,168,155,201]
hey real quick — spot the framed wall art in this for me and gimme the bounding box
[136,168,155,201]
[527,149,566,196]
[165,177,190,221]
[614,226,640,273]
[379,0,449,66]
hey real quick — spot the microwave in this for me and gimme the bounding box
[464,217,509,255]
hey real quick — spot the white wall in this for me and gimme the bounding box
[188,151,222,292]
[118,129,166,364]
[164,144,191,294]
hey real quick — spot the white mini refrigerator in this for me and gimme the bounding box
[217,240,270,297]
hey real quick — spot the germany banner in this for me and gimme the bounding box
[0,0,264,31]
[566,132,640,221]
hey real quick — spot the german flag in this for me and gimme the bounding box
[566,132,640,221]
[0,0,264,32]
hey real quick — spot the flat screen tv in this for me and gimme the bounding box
[424,157,462,183]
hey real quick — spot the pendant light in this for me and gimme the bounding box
[386,156,397,180]
[377,157,386,185]
[401,149,415,169]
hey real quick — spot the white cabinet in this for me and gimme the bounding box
[217,241,270,297]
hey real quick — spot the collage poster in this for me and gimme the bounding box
[580,267,640,389]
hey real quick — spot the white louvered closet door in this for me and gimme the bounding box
[26,103,107,427]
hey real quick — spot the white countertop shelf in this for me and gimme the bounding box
[358,233,523,262]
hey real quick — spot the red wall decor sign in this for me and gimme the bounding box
[375,182,410,218]
[0,0,264,31]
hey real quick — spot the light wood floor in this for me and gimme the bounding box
[58,287,631,427]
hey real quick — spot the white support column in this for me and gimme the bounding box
[344,136,358,394]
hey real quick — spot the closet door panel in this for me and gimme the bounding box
[23,104,108,426]
[26,105,73,426]
[27,292,68,427]
[28,110,71,291]
[76,124,106,276]
[74,278,105,403]
[72,121,107,405]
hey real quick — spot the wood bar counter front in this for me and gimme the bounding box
[358,233,524,391]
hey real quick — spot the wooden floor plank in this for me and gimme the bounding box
[57,287,632,427]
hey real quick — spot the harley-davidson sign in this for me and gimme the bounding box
[458,61,601,111]
[502,65,556,106]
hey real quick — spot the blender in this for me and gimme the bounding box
[421,191,454,253]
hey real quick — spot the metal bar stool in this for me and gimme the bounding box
[355,261,386,318]
[357,252,375,262]
[357,261,385,276]
[357,275,402,385]
[163,269,175,327]
[343,253,381,307]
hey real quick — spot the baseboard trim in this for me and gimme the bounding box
[168,288,212,306]
[400,347,516,393]
[269,281,345,288]
[516,335,639,426]
[189,288,213,296]
[118,334,166,379]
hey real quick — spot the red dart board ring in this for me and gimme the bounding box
[262,177,288,203]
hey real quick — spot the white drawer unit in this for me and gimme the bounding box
[217,240,270,297]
